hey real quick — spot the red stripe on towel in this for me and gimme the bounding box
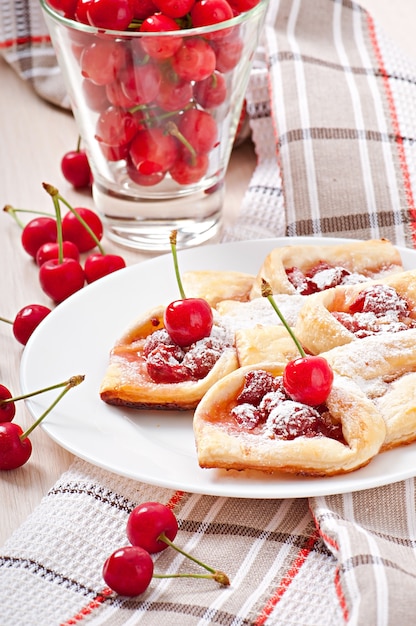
[367,13,416,245]
[253,529,321,625]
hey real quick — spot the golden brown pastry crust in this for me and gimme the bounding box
[182,270,254,307]
[295,269,416,355]
[235,326,300,367]
[250,238,403,298]
[193,363,386,476]
[321,329,416,450]
[100,305,239,410]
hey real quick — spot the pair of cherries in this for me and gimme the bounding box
[0,376,84,470]
[103,501,229,596]
[163,233,333,406]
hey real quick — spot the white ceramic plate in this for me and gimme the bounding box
[20,237,416,498]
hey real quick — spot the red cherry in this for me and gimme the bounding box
[39,258,85,303]
[130,0,158,19]
[169,152,208,185]
[139,14,183,59]
[84,253,126,283]
[0,422,32,470]
[164,298,214,347]
[103,546,154,596]
[171,37,216,82]
[152,0,195,18]
[126,501,178,554]
[129,128,179,176]
[95,106,138,148]
[36,240,80,267]
[12,304,52,345]
[178,109,218,154]
[62,207,103,253]
[283,356,334,406]
[47,0,78,17]
[190,0,234,28]
[193,71,227,108]
[86,0,134,30]
[21,217,57,259]
[61,149,92,188]
[0,386,15,422]
[80,40,129,86]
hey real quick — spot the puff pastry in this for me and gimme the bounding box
[100,305,239,410]
[193,363,386,476]
[295,269,416,355]
[250,238,403,298]
[321,329,416,450]
[182,270,254,307]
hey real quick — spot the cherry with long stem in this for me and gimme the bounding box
[261,278,333,406]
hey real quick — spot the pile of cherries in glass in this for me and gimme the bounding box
[46,0,261,187]
[103,501,229,597]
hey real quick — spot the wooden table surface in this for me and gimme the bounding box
[1,0,415,547]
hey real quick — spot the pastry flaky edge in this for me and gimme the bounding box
[249,238,403,298]
[294,268,416,355]
[99,305,239,411]
[320,329,416,451]
[182,270,255,307]
[193,363,386,476]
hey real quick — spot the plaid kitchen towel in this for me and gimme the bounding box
[0,0,69,107]
[3,1,416,625]
[223,0,416,246]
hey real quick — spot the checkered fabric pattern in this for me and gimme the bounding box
[2,1,416,624]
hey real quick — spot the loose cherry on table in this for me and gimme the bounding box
[21,216,58,259]
[0,304,52,345]
[60,137,92,189]
[0,375,84,470]
[163,230,213,347]
[262,279,334,406]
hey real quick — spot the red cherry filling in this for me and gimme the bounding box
[332,284,415,337]
[143,327,231,384]
[231,370,344,443]
[286,261,366,295]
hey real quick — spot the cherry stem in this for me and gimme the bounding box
[0,377,79,406]
[20,374,85,441]
[44,184,64,264]
[42,182,106,255]
[169,230,186,299]
[76,135,82,152]
[0,316,13,325]
[165,121,197,166]
[261,278,306,358]
[157,532,229,585]
[3,205,52,229]
[153,570,230,586]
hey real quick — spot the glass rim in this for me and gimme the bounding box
[39,0,269,37]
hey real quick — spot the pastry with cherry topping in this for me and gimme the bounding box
[321,328,416,451]
[100,305,238,409]
[193,363,386,475]
[295,269,416,355]
[249,239,403,298]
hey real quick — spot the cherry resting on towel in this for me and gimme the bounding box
[102,501,229,597]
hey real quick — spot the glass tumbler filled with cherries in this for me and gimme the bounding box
[40,0,269,251]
